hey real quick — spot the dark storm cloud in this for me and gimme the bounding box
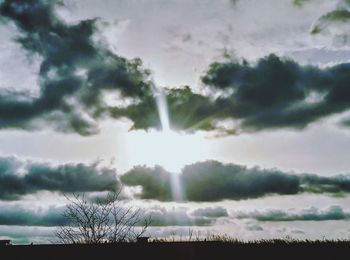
[237,205,350,221]
[181,161,300,201]
[122,161,299,201]
[121,165,172,201]
[112,86,219,132]
[116,54,350,135]
[2,157,345,202]
[0,0,152,135]
[2,1,350,136]
[121,160,350,202]
[300,173,350,194]
[201,54,350,133]
[0,157,119,200]
[0,204,67,226]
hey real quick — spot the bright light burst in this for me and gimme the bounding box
[122,86,210,201]
[125,121,209,174]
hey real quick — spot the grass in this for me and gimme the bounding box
[1,238,350,260]
[1,230,350,259]
[149,229,350,244]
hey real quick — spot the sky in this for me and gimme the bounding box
[1,0,350,244]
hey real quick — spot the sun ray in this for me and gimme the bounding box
[153,85,184,201]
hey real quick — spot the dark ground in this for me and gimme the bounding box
[0,241,349,260]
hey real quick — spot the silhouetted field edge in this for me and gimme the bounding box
[1,240,350,260]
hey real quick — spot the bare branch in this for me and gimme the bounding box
[55,189,150,244]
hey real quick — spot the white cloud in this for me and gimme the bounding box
[0,23,41,95]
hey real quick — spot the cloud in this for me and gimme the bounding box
[121,165,172,201]
[0,204,220,227]
[246,224,264,231]
[236,205,350,221]
[286,47,350,65]
[292,0,312,7]
[200,54,350,133]
[341,117,350,128]
[0,156,119,200]
[181,161,300,201]
[116,54,350,135]
[0,204,209,227]
[112,86,219,132]
[3,158,347,202]
[230,0,311,7]
[229,0,239,5]
[310,0,350,43]
[191,207,228,218]
[0,0,152,135]
[122,161,299,201]
[142,206,213,226]
[0,204,67,226]
[300,173,350,194]
[0,202,222,228]
[3,1,350,137]
[311,9,350,34]
[0,225,56,245]
[121,160,350,202]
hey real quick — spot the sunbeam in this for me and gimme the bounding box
[153,85,185,201]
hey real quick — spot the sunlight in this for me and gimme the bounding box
[125,129,209,173]
[122,84,210,175]
[123,85,211,202]
[121,85,211,202]
[124,129,209,202]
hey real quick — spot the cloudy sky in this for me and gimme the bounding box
[1,0,350,244]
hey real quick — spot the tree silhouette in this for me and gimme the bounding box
[55,190,151,244]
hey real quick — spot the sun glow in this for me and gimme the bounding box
[125,128,209,174]
[123,86,210,201]
[124,128,210,202]
[125,86,208,173]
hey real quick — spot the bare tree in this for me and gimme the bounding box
[55,190,151,244]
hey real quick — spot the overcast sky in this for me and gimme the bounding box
[1,0,350,244]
